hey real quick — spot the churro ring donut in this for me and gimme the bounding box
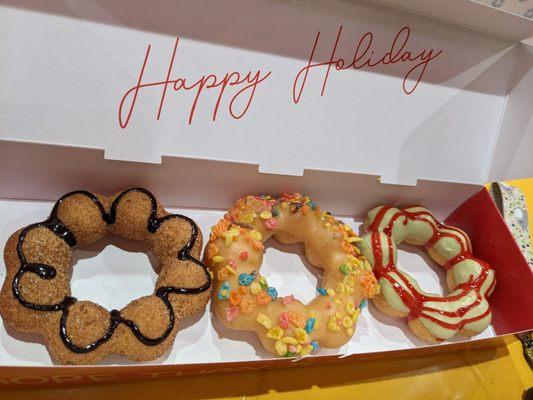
[0,188,211,364]
[358,205,496,343]
[205,194,379,357]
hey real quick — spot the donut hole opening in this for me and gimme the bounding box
[396,244,447,296]
[70,235,159,311]
[261,239,321,305]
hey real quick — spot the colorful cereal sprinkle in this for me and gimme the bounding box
[267,286,278,299]
[218,281,231,300]
[238,272,255,286]
[304,317,316,334]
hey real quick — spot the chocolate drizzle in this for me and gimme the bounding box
[12,188,211,353]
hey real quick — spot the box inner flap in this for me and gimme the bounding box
[0,140,481,218]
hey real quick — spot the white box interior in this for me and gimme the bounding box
[0,199,496,366]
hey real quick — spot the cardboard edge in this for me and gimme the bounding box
[0,335,509,388]
[361,0,533,41]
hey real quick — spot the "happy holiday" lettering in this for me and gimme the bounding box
[118,26,442,129]
[118,38,271,129]
[293,26,442,103]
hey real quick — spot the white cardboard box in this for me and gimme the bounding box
[0,0,532,387]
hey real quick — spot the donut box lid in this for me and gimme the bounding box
[1,0,533,187]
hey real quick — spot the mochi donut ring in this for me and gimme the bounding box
[358,205,496,343]
[204,194,379,357]
[0,188,211,364]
